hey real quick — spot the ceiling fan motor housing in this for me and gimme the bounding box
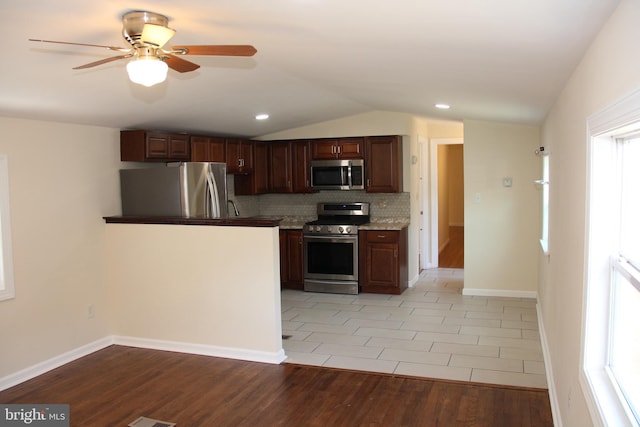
[122,11,170,48]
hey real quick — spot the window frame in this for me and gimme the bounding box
[0,154,15,302]
[582,89,640,427]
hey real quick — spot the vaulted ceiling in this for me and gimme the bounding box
[1,0,620,137]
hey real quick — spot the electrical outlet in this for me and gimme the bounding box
[88,304,94,319]
[473,192,482,204]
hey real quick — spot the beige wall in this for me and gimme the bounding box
[463,120,540,295]
[539,0,640,425]
[0,117,121,377]
[437,145,450,250]
[448,145,464,226]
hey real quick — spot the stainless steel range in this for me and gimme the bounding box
[303,202,370,295]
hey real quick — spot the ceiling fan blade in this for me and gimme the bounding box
[170,45,257,57]
[72,53,133,70]
[28,38,131,52]
[162,54,200,73]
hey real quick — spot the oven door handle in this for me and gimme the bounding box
[304,234,357,243]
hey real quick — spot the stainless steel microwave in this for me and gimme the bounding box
[310,159,364,190]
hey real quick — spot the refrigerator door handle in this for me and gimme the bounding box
[206,169,221,218]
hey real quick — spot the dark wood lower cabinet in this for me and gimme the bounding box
[359,228,408,294]
[280,230,304,290]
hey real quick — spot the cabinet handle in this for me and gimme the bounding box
[377,235,387,238]
[367,179,371,187]
[394,249,398,258]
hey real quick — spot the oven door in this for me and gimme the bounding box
[304,234,358,282]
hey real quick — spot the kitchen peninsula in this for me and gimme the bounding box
[102,216,285,365]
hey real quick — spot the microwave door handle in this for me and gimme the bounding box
[347,161,353,189]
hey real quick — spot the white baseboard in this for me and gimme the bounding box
[537,303,562,427]
[113,336,287,365]
[408,273,420,288]
[462,288,538,299]
[0,336,114,392]
[0,335,287,392]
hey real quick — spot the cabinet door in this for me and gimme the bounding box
[270,141,293,193]
[312,139,339,160]
[191,136,226,162]
[190,136,210,162]
[286,230,304,286]
[234,142,269,195]
[279,231,288,287]
[279,230,304,290]
[226,139,241,173]
[240,140,254,172]
[253,142,269,194]
[168,134,190,160]
[145,132,170,159]
[207,137,226,162]
[292,140,313,193]
[227,139,253,174]
[360,229,407,295]
[365,135,402,193]
[338,137,364,159]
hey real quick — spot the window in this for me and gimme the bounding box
[0,154,15,301]
[584,103,640,426]
[609,135,640,423]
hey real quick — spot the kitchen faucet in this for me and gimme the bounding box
[228,200,240,216]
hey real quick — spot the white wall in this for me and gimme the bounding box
[0,117,121,377]
[463,120,540,296]
[105,224,283,361]
[539,0,640,425]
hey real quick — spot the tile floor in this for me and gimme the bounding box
[281,268,547,389]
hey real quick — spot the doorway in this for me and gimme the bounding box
[420,138,464,269]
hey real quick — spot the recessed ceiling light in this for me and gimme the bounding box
[435,103,450,110]
[255,113,269,120]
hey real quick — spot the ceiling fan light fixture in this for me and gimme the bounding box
[140,23,176,48]
[126,57,168,87]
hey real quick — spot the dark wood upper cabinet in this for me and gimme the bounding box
[234,141,269,195]
[312,137,364,160]
[190,136,225,162]
[365,135,403,193]
[121,130,190,162]
[292,140,314,193]
[226,139,254,174]
[270,141,293,193]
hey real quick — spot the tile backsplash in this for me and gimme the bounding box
[227,176,409,219]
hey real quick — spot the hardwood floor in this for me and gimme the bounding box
[439,226,464,269]
[0,345,553,426]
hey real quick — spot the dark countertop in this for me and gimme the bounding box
[103,216,281,227]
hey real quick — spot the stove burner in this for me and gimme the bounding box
[304,202,370,235]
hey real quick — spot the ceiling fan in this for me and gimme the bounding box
[29,10,257,87]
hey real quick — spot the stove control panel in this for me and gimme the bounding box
[304,224,358,235]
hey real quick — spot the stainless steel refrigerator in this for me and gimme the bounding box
[120,162,228,218]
